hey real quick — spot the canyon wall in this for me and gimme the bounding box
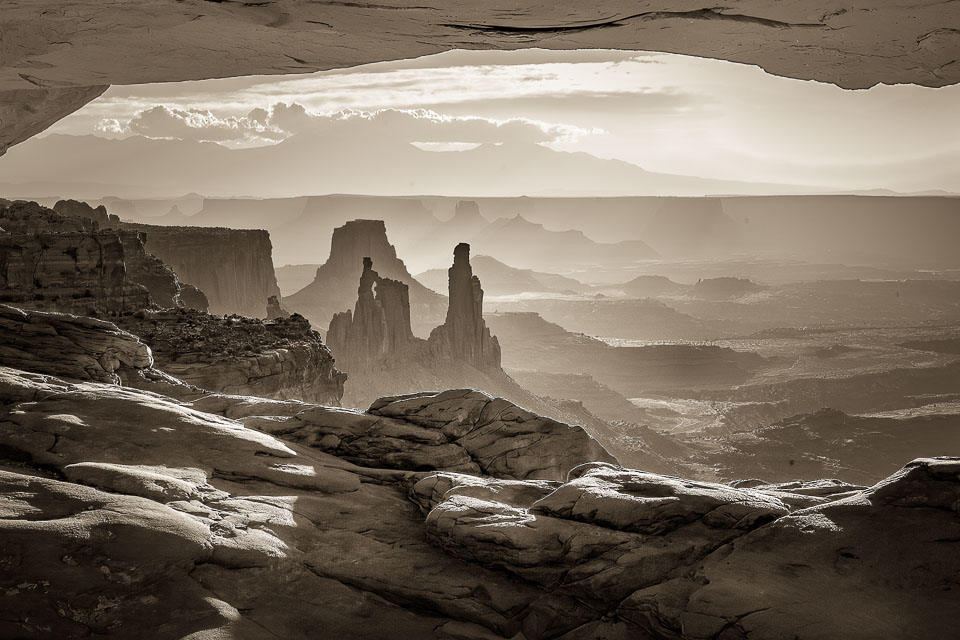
[0,201,341,404]
[0,200,175,315]
[121,222,281,318]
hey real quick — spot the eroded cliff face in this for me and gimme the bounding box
[53,199,120,227]
[18,199,210,311]
[0,201,154,315]
[0,313,955,639]
[117,308,345,405]
[0,200,213,313]
[121,222,281,318]
[286,219,446,335]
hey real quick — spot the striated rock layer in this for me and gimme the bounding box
[0,201,157,315]
[44,199,209,310]
[0,304,153,384]
[327,256,418,372]
[43,199,271,316]
[0,302,345,405]
[0,340,955,639]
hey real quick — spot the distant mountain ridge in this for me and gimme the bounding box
[0,133,821,199]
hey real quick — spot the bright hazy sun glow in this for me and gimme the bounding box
[37,49,960,193]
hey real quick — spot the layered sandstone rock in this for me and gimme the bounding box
[0,201,152,315]
[0,302,344,405]
[264,388,615,480]
[0,200,208,314]
[120,231,209,310]
[49,199,208,310]
[0,356,955,640]
[120,222,282,318]
[325,248,528,410]
[117,308,345,405]
[0,304,153,384]
[286,219,445,335]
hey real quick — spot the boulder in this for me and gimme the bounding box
[278,388,616,481]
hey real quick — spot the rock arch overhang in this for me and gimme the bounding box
[1,0,958,155]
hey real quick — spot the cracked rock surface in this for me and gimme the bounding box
[2,1,959,154]
[116,308,346,405]
[0,311,957,639]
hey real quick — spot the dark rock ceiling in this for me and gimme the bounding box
[1,0,958,154]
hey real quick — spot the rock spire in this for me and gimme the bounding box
[429,243,501,369]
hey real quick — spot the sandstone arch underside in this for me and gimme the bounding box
[1,0,958,155]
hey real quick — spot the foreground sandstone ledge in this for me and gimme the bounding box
[0,358,957,638]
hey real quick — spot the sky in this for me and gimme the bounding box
[43,49,960,193]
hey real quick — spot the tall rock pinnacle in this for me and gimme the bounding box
[430,243,501,369]
[285,219,445,334]
[327,257,415,372]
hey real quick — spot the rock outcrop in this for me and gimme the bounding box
[116,308,345,405]
[0,200,208,314]
[427,243,501,369]
[119,222,282,318]
[327,257,417,372]
[120,231,209,311]
[53,199,120,227]
[265,294,289,320]
[0,302,344,405]
[326,247,523,409]
[0,350,955,639]
[0,201,152,315]
[286,219,445,336]
[256,388,615,480]
[0,304,153,384]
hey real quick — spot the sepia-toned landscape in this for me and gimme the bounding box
[1,3,958,639]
